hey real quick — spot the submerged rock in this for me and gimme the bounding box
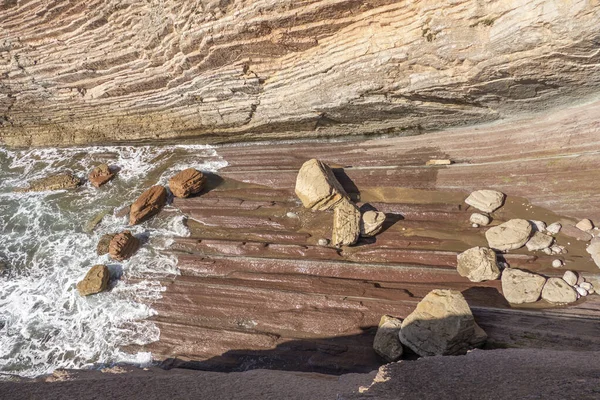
[168,168,207,198]
[399,289,486,356]
[84,209,112,233]
[360,210,386,237]
[129,185,167,225]
[541,278,578,304]
[456,246,501,282]
[88,164,115,188]
[470,213,491,226]
[16,173,81,192]
[77,265,110,296]
[108,231,140,261]
[373,315,403,362]
[525,231,554,251]
[501,268,546,304]
[561,224,593,242]
[465,190,505,213]
[295,159,348,211]
[96,233,115,256]
[331,200,361,247]
[485,219,532,251]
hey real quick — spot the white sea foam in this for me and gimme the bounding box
[0,144,227,377]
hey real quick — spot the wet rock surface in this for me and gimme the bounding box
[16,173,81,192]
[373,315,403,362]
[76,265,110,296]
[456,247,500,282]
[331,200,361,247]
[96,234,115,256]
[108,231,140,261]
[485,219,532,251]
[465,190,505,213]
[88,164,115,188]
[129,185,167,225]
[169,168,207,198]
[501,268,546,304]
[295,159,348,211]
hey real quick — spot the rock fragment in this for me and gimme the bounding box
[373,315,403,362]
[465,190,505,213]
[108,231,140,261]
[456,247,501,282]
[88,164,115,188]
[399,289,486,356]
[575,286,588,297]
[77,265,110,296]
[580,282,593,291]
[96,233,115,256]
[331,200,361,247]
[575,219,594,232]
[425,159,452,166]
[525,231,554,251]
[546,222,562,234]
[360,210,386,237]
[561,224,593,242]
[16,173,81,192]
[129,185,167,225]
[529,220,546,232]
[586,239,600,268]
[168,168,206,198]
[295,159,348,211]
[501,268,546,304]
[470,213,491,226]
[552,259,563,268]
[485,219,532,251]
[562,271,578,286]
[541,278,578,304]
[317,238,329,246]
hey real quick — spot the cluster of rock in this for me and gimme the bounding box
[295,159,386,247]
[373,289,486,361]
[88,164,116,188]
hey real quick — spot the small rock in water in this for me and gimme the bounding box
[470,213,491,226]
[96,233,116,256]
[456,247,501,282]
[550,245,567,255]
[83,209,112,233]
[552,259,563,268]
[129,185,167,225]
[88,164,116,188]
[546,222,562,235]
[16,173,81,192]
[108,231,140,261]
[525,231,554,251]
[331,200,361,247]
[542,248,553,255]
[465,190,505,213]
[485,219,533,251]
[472,223,479,228]
[317,238,329,246]
[576,286,588,297]
[529,220,547,232]
[562,270,578,286]
[373,315,403,362]
[360,210,386,237]
[580,282,593,291]
[77,265,110,296]
[425,159,452,166]
[501,268,546,304]
[168,168,207,198]
[295,159,348,211]
[286,212,298,219]
[541,278,578,304]
[575,219,594,232]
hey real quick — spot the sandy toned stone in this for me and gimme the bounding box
[562,271,578,286]
[525,231,554,251]
[169,168,207,198]
[485,219,532,251]
[501,268,546,304]
[399,289,486,356]
[88,164,115,188]
[465,190,505,213]
[96,234,115,256]
[586,239,600,268]
[576,219,594,232]
[373,315,403,362]
[16,173,81,192]
[130,185,167,225]
[470,213,491,226]
[541,278,578,304]
[561,224,593,242]
[425,159,452,166]
[456,247,500,282]
[77,265,110,296]
[529,220,547,232]
[295,159,348,211]
[108,231,140,261]
[360,211,386,237]
[331,200,360,247]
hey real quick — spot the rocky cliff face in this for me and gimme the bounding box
[1,0,599,146]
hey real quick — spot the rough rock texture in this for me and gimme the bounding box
[295,159,348,211]
[501,268,546,304]
[485,219,532,251]
[541,278,578,304]
[399,289,486,357]
[108,231,140,261]
[360,211,386,237]
[96,233,115,256]
[562,271,578,287]
[586,240,600,268]
[129,185,168,225]
[525,231,553,252]
[372,315,403,362]
[76,265,110,296]
[88,164,115,188]
[2,0,600,147]
[456,247,500,282]
[331,200,361,247]
[169,168,207,198]
[470,213,490,226]
[465,190,505,213]
[16,174,81,192]
[576,219,594,232]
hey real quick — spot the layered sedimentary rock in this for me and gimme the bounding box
[16,174,81,192]
[88,164,115,188]
[108,231,140,261]
[76,265,110,296]
[1,0,600,146]
[130,186,167,225]
[169,168,207,198]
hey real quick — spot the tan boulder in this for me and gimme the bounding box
[456,247,501,282]
[16,173,81,192]
[576,219,594,232]
[541,278,578,304]
[77,265,110,296]
[96,233,116,256]
[129,185,167,225]
[295,159,348,211]
[501,268,546,304]
[88,164,115,188]
[525,231,554,251]
[465,190,505,213]
[485,219,533,251]
[373,315,403,362]
[360,211,386,237]
[108,231,140,261]
[399,289,486,356]
[168,168,207,198]
[331,200,361,247]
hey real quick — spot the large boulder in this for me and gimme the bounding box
[399,289,487,357]
[16,173,81,192]
[541,278,578,304]
[485,219,532,251]
[465,190,505,213]
[76,265,110,296]
[129,185,167,225]
[360,210,386,237]
[168,168,207,198]
[456,247,501,282]
[331,199,361,247]
[108,231,140,261]
[295,159,348,211]
[501,268,546,304]
[373,315,403,362]
[88,164,115,188]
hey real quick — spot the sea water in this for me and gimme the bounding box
[0,144,227,377]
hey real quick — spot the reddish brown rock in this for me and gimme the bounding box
[129,186,167,225]
[108,231,140,261]
[76,265,110,296]
[88,164,115,188]
[169,168,207,198]
[96,233,116,256]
